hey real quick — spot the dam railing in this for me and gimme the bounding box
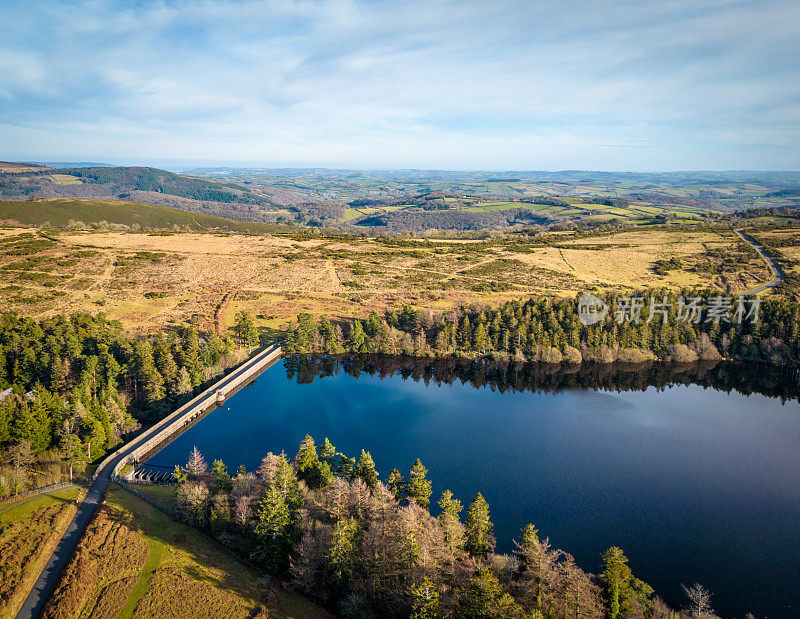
[92,342,283,482]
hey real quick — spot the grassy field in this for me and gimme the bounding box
[0,224,777,334]
[0,487,83,619]
[0,199,283,234]
[43,484,330,619]
[460,197,712,223]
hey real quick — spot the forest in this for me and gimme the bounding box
[283,290,800,366]
[0,312,248,496]
[166,436,719,618]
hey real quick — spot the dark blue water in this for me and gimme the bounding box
[149,358,800,618]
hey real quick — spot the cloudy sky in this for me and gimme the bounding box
[1,0,798,170]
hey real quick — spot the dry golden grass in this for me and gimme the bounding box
[42,485,330,619]
[43,504,150,619]
[0,226,772,333]
[0,488,81,619]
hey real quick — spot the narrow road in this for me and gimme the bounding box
[734,229,784,294]
[15,454,119,618]
[16,344,282,619]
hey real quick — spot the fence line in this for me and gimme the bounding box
[0,481,74,506]
[115,480,177,518]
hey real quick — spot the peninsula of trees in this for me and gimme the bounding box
[167,436,719,618]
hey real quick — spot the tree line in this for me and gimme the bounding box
[284,290,800,367]
[171,437,721,618]
[282,354,800,403]
[0,312,247,496]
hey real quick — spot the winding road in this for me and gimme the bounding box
[734,229,784,294]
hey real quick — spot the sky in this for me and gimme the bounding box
[1,0,799,171]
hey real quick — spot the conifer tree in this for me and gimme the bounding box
[353,449,379,489]
[59,433,84,482]
[387,468,404,501]
[410,578,441,619]
[438,490,465,553]
[320,437,337,466]
[210,459,232,493]
[601,546,633,619]
[328,516,360,585]
[407,458,432,508]
[254,485,292,573]
[347,321,367,352]
[185,445,208,479]
[514,524,555,613]
[235,311,259,352]
[465,493,494,559]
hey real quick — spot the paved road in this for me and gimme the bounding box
[15,456,121,618]
[734,229,784,294]
[15,344,281,619]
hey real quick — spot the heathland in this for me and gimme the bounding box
[1,163,799,618]
[0,223,791,335]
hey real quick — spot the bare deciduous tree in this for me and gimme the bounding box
[682,582,715,618]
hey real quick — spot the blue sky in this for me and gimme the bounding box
[1,0,798,170]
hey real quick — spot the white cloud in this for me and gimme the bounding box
[0,0,798,169]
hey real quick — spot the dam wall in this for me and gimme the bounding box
[101,343,283,481]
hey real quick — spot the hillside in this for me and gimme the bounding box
[0,166,279,221]
[0,198,284,233]
[2,164,799,232]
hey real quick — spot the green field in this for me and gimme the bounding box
[0,199,285,233]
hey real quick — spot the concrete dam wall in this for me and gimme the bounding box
[108,343,283,481]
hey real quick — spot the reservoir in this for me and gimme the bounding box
[147,356,800,618]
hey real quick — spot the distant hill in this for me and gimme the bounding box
[0,198,285,233]
[0,165,277,221]
[35,161,115,168]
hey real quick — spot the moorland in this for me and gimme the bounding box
[1,161,799,619]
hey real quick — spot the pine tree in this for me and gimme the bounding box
[235,311,259,352]
[410,577,441,619]
[347,320,367,352]
[601,546,633,619]
[465,493,494,559]
[295,434,318,474]
[514,524,555,613]
[353,449,379,489]
[407,458,432,508]
[175,366,192,396]
[60,433,84,482]
[295,435,330,489]
[473,322,487,353]
[185,446,208,479]
[457,567,522,618]
[386,468,404,501]
[438,490,465,553]
[210,458,232,493]
[328,516,360,584]
[320,437,337,465]
[254,485,292,573]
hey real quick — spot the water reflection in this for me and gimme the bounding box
[285,355,800,402]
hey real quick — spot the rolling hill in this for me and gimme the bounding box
[0,198,285,233]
